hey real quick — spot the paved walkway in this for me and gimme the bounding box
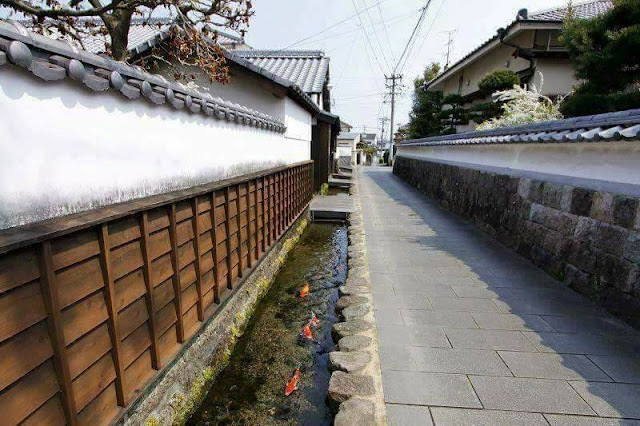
[358,167,640,425]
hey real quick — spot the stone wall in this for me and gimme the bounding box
[394,156,640,327]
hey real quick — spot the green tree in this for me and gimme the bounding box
[561,0,640,116]
[408,62,448,139]
[478,69,519,97]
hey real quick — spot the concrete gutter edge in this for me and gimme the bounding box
[328,169,387,425]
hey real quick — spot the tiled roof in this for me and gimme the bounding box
[0,20,286,132]
[529,0,613,21]
[338,132,360,140]
[399,109,640,147]
[233,50,329,94]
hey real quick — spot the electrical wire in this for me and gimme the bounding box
[360,0,392,72]
[352,0,387,76]
[394,0,434,74]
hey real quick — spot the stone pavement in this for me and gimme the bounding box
[358,167,640,425]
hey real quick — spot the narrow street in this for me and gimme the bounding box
[359,167,640,424]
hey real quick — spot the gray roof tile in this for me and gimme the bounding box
[0,19,286,133]
[399,109,640,147]
[234,50,329,94]
[529,0,613,21]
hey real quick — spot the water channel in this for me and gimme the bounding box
[187,223,348,425]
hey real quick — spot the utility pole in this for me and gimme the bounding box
[443,30,457,69]
[379,117,389,148]
[385,74,402,165]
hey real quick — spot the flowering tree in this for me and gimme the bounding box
[0,0,253,82]
[477,76,563,130]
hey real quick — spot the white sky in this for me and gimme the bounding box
[245,0,571,138]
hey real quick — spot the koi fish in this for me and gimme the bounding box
[285,368,301,396]
[300,323,314,340]
[299,282,310,298]
[309,312,320,328]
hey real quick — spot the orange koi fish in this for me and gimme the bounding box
[299,282,310,298]
[285,368,301,396]
[300,323,314,340]
[309,312,320,328]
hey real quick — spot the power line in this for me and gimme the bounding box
[360,0,393,72]
[394,0,434,75]
[279,0,392,51]
[405,0,446,74]
[376,0,396,65]
[352,0,387,76]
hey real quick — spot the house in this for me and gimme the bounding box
[337,132,361,167]
[340,121,354,132]
[426,0,613,132]
[16,17,340,190]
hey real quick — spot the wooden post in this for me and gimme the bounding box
[97,224,127,406]
[279,171,284,235]
[261,176,268,253]
[191,197,205,322]
[235,184,244,279]
[223,187,233,290]
[38,241,79,425]
[253,180,260,260]
[267,175,273,246]
[168,204,185,343]
[246,181,253,269]
[139,212,161,370]
[209,191,221,304]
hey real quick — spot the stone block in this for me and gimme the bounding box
[614,195,639,229]
[329,351,371,373]
[338,335,372,352]
[334,399,376,426]
[590,191,614,223]
[342,304,371,321]
[560,185,574,212]
[595,254,637,293]
[571,187,594,216]
[517,177,532,199]
[565,241,597,273]
[624,232,640,264]
[336,295,369,312]
[332,320,372,340]
[564,264,593,295]
[541,182,565,210]
[594,223,629,257]
[328,372,375,405]
[573,216,599,245]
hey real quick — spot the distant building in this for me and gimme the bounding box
[341,121,354,133]
[337,132,361,167]
[426,0,613,132]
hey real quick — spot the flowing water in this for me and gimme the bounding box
[187,223,348,425]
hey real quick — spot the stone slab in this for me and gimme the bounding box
[409,347,512,376]
[382,371,482,408]
[430,407,547,426]
[498,351,612,381]
[446,329,538,351]
[386,404,433,426]
[469,376,596,415]
[569,381,640,419]
[587,355,640,384]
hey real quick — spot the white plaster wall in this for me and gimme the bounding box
[284,97,312,143]
[397,142,640,194]
[531,57,579,96]
[0,68,310,227]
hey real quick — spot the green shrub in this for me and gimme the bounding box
[478,70,519,97]
[561,87,640,117]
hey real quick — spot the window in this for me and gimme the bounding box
[534,29,564,51]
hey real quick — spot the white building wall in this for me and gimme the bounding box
[0,69,310,228]
[397,142,640,196]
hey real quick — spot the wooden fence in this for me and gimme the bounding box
[0,161,313,425]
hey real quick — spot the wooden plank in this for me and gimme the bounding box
[0,280,47,343]
[208,191,220,304]
[118,296,149,341]
[22,394,66,426]
[114,269,145,312]
[150,253,173,288]
[0,321,53,392]
[261,176,268,253]
[167,204,185,343]
[157,325,180,366]
[148,229,171,261]
[246,182,254,269]
[223,188,233,290]
[0,360,60,425]
[123,348,154,402]
[191,197,205,322]
[76,382,120,426]
[61,289,107,346]
[139,212,161,370]
[38,241,78,424]
[235,184,244,279]
[153,278,174,313]
[66,324,111,380]
[51,230,100,271]
[110,240,144,281]
[72,352,116,412]
[108,216,141,249]
[254,179,261,260]
[0,247,39,294]
[121,323,151,368]
[268,175,274,246]
[98,224,126,407]
[156,302,177,337]
[57,257,105,310]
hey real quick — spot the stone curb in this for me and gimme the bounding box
[327,168,387,425]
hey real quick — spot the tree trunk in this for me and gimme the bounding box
[103,10,133,61]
